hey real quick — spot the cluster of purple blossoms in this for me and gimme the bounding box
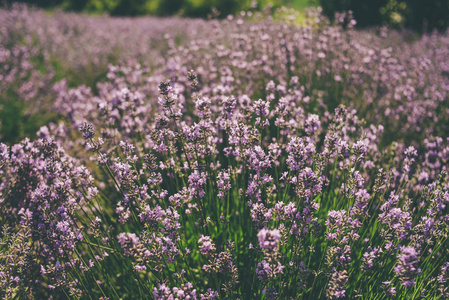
[394,246,421,287]
[257,228,281,250]
[437,262,449,297]
[216,169,231,199]
[255,227,283,297]
[198,235,216,256]
[286,137,316,171]
[153,283,219,300]
[0,138,99,296]
[188,170,208,199]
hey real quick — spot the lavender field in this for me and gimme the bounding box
[1,3,449,299]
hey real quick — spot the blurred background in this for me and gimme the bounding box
[0,0,311,18]
[1,0,448,33]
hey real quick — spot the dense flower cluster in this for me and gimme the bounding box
[0,138,99,297]
[1,3,449,299]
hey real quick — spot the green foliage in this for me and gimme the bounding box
[320,0,449,32]
[110,0,148,16]
[83,0,119,14]
[3,0,306,18]
[154,0,184,16]
[405,0,449,33]
[1,0,63,8]
[0,92,58,144]
[320,0,388,27]
[183,0,246,18]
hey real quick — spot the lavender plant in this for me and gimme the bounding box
[1,3,449,300]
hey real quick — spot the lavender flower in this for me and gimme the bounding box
[198,235,216,256]
[257,228,281,250]
[394,246,421,287]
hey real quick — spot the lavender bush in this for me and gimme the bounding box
[1,3,449,299]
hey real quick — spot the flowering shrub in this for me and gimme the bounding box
[1,4,449,299]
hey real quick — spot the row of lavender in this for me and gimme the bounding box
[1,4,449,299]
